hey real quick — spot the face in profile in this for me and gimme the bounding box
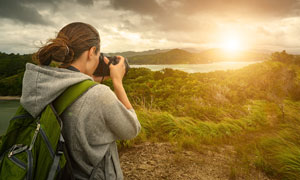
[89,48,100,75]
[93,49,100,73]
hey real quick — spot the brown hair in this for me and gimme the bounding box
[34,22,100,68]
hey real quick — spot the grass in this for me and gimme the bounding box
[133,100,270,145]
[117,99,300,179]
[253,100,300,179]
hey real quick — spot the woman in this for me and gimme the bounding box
[20,22,141,179]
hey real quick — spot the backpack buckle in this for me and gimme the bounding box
[56,143,64,155]
[56,135,65,155]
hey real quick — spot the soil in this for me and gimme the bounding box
[119,142,273,180]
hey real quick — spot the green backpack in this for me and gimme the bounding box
[0,80,98,180]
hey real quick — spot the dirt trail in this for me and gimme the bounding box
[119,142,272,180]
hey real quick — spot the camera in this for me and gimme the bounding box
[93,53,130,77]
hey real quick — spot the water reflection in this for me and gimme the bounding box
[0,100,19,135]
[131,61,262,73]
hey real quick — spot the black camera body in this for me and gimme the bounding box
[93,53,130,77]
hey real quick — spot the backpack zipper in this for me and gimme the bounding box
[29,122,40,150]
[8,144,28,157]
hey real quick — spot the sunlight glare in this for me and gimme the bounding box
[219,31,245,53]
[223,38,240,52]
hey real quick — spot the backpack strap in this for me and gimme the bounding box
[53,79,99,115]
[47,79,98,180]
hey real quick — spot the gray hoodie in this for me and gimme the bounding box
[20,63,141,180]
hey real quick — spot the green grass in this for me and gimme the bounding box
[253,100,300,179]
[119,100,271,149]
[117,99,300,179]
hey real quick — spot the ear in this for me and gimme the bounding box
[88,46,97,60]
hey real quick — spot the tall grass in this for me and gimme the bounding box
[254,100,300,179]
[120,100,270,148]
[118,99,300,179]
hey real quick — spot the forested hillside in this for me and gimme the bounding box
[0,52,32,95]
[129,48,269,64]
[106,49,170,57]
[129,49,201,64]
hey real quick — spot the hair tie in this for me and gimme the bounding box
[65,44,69,55]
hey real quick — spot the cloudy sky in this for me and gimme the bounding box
[1,0,300,54]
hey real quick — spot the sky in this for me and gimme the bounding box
[1,0,300,54]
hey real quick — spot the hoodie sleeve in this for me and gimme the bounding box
[98,85,141,140]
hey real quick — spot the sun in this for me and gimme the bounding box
[221,37,242,52]
[218,30,246,53]
[223,39,239,51]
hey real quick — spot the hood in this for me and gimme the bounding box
[20,63,93,118]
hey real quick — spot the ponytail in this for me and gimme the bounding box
[33,22,100,68]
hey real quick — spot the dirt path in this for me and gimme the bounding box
[119,142,272,180]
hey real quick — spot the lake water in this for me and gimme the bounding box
[0,61,262,135]
[131,61,262,73]
[0,100,19,135]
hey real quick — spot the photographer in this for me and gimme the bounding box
[20,22,141,179]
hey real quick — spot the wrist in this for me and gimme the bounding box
[112,79,123,86]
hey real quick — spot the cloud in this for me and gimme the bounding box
[109,0,300,18]
[108,0,300,32]
[109,0,163,15]
[1,0,300,54]
[0,19,57,54]
[0,0,52,25]
[0,0,96,25]
[76,0,94,6]
[177,0,300,17]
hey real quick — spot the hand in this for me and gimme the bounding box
[92,56,111,83]
[108,56,125,83]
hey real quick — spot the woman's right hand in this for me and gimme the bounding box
[104,56,126,83]
[104,56,133,109]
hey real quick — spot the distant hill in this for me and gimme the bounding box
[105,49,170,57]
[198,48,269,63]
[128,48,269,64]
[129,49,203,64]
[180,47,205,53]
[0,52,32,79]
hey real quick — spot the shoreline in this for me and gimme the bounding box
[0,96,21,100]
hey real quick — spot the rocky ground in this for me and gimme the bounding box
[119,142,273,180]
